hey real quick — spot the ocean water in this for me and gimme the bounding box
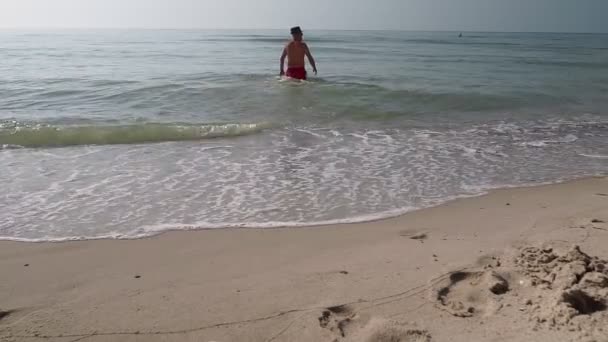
[1,29,607,241]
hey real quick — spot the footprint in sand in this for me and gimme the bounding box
[432,270,509,318]
[319,305,355,338]
[318,305,431,342]
[0,310,10,321]
[399,229,429,242]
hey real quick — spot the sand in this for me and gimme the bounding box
[1,177,607,342]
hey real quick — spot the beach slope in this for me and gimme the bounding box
[1,177,607,342]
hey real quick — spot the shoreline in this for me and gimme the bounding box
[1,176,607,342]
[2,173,606,244]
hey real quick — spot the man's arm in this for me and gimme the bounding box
[304,43,317,75]
[280,47,287,76]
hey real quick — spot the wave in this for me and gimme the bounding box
[313,46,379,54]
[580,153,608,159]
[317,81,572,114]
[3,173,604,242]
[0,122,269,149]
[516,59,608,69]
[520,134,579,147]
[183,37,348,44]
[367,36,523,47]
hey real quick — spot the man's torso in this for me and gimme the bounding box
[286,41,306,68]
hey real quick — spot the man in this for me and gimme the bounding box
[280,26,317,80]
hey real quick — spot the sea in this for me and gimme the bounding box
[1,29,607,241]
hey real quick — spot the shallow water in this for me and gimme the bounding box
[1,30,607,241]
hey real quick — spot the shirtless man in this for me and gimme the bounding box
[280,26,317,80]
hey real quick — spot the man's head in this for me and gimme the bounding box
[290,26,303,41]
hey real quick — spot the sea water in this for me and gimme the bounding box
[1,30,607,241]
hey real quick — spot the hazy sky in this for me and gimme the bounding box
[1,0,606,33]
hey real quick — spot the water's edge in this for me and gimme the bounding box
[2,172,604,243]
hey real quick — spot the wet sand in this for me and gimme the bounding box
[1,177,607,342]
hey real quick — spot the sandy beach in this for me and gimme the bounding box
[1,177,607,342]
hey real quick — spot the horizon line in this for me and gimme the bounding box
[0,27,606,35]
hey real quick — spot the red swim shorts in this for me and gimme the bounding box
[286,67,307,80]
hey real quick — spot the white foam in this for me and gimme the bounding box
[1,118,606,242]
[523,141,548,147]
[522,134,579,147]
[198,145,233,151]
[579,153,608,159]
[3,172,595,243]
[0,144,24,150]
[0,196,473,242]
[294,128,325,139]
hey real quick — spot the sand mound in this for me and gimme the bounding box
[318,244,606,341]
[427,244,607,340]
[515,245,608,339]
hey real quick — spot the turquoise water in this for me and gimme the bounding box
[1,30,607,241]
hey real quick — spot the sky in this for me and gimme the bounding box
[0,0,606,33]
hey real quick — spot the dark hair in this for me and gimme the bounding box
[290,26,303,34]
